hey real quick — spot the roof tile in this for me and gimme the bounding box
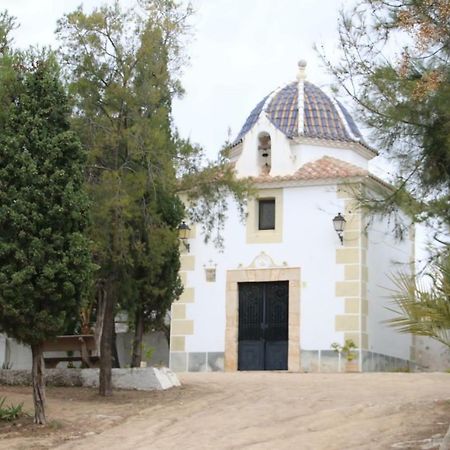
[250,156,368,183]
[234,81,363,145]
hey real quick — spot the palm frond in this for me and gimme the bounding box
[386,254,450,348]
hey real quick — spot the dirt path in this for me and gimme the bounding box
[2,372,450,449]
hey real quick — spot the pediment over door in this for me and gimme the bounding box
[238,251,288,270]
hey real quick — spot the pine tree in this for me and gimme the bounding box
[126,184,184,367]
[320,0,450,243]
[56,1,192,395]
[321,0,450,345]
[57,1,250,393]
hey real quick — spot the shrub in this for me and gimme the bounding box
[331,339,358,362]
[0,397,25,421]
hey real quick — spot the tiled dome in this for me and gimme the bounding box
[234,81,363,144]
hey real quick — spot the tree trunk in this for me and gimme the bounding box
[31,343,46,424]
[131,310,144,368]
[99,284,116,396]
[94,283,106,356]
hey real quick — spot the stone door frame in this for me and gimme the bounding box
[225,267,301,371]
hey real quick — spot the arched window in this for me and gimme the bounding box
[257,132,271,175]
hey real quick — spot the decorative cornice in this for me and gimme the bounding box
[229,142,242,160]
[252,174,394,193]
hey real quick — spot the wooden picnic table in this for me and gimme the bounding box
[43,335,99,369]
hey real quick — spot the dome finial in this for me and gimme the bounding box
[297,59,307,81]
[297,60,307,135]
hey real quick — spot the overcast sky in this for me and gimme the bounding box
[5,0,353,159]
[4,0,432,260]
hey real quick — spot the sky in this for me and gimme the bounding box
[4,0,352,159]
[3,0,430,262]
[173,0,351,157]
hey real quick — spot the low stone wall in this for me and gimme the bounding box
[170,351,224,372]
[361,351,415,372]
[0,367,180,390]
[300,350,414,373]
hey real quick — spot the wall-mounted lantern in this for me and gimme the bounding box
[178,221,191,252]
[332,213,346,245]
[203,260,217,282]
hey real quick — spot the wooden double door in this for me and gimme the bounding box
[238,281,289,371]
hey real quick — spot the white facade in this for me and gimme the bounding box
[186,184,344,351]
[0,334,31,370]
[170,67,416,373]
[366,215,413,361]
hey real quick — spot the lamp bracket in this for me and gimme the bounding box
[181,239,190,252]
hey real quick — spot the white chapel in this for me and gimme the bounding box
[169,61,415,373]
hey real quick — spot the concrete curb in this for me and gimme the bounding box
[0,367,180,391]
[440,424,450,450]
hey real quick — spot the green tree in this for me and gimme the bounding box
[58,0,188,395]
[320,0,450,243]
[0,44,92,423]
[56,0,188,396]
[0,10,16,54]
[126,185,183,367]
[321,1,450,345]
[57,0,250,394]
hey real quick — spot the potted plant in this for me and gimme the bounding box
[331,339,358,372]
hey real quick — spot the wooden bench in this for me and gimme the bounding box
[43,335,100,369]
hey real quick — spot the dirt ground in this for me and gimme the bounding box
[1,372,450,450]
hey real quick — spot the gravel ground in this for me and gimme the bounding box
[2,372,450,450]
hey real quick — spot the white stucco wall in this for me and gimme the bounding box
[185,183,346,354]
[292,143,370,170]
[177,114,414,368]
[235,114,374,179]
[0,335,6,368]
[366,215,413,360]
[0,335,32,370]
[236,115,295,177]
[415,337,450,371]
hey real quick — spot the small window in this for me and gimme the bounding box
[258,199,275,230]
